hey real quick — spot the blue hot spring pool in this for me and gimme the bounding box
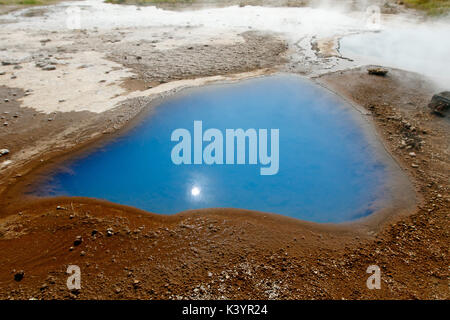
[34,75,390,223]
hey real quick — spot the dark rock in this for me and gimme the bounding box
[428,91,450,117]
[74,236,82,246]
[14,270,24,281]
[2,61,17,66]
[368,67,388,76]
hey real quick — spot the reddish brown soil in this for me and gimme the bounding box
[0,67,448,300]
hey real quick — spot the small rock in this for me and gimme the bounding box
[409,152,416,157]
[428,91,450,117]
[0,149,9,157]
[368,67,388,76]
[106,228,114,237]
[42,65,56,71]
[14,270,24,281]
[74,236,82,246]
[411,163,419,168]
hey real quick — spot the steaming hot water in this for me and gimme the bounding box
[34,75,394,223]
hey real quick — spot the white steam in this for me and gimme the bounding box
[2,0,449,82]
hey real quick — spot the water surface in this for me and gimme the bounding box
[35,75,389,223]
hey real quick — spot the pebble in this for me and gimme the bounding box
[411,163,419,168]
[42,65,56,71]
[74,236,83,246]
[14,270,24,281]
[0,149,9,157]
